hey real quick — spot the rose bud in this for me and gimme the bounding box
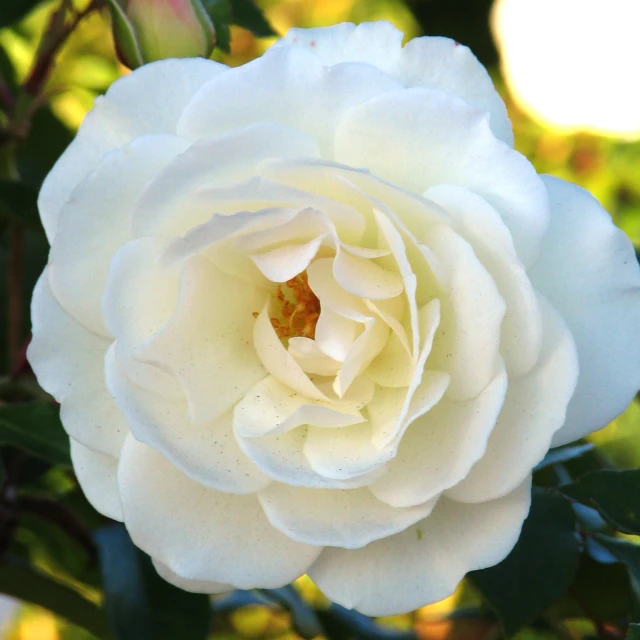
[107,0,215,69]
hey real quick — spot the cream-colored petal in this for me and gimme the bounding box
[118,436,321,589]
[447,296,578,503]
[258,484,437,549]
[308,477,532,616]
[28,272,127,457]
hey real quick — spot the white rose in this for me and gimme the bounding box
[28,21,640,615]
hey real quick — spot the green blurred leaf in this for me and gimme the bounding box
[0,44,18,95]
[96,525,212,640]
[203,0,232,52]
[560,469,640,534]
[470,488,582,637]
[0,555,112,639]
[0,179,41,229]
[0,402,71,465]
[534,444,594,472]
[229,0,275,37]
[0,0,46,29]
[0,453,5,486]
[555,554,630,622]
[630,624,640,640]
[594,535,640,587]
[17,106,74,189]
[16,511,100,587]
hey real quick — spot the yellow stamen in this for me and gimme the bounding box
[270,272,320,340]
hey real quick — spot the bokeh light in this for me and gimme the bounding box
[492,0,640,140]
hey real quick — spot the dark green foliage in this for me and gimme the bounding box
[560,469,640,534]
[96,525,212,640]
[203,0,233,52]
[470,488,583,637]
[0,0,46,29]
[229,0,276,37]
[0,403,71,466]
[0,555,113,638]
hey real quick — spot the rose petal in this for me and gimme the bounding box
[282,22,513,144]
[236,426,382,489]
[308,477,532,616]
[370,361,507,508]
[118,436,322,589]
[133,122,321,238]
[49,134,190,336]
[233,375,365,439]
[101,237,183,399]
[106,346,269,493]
[258,484,438,549]
[40,58,224,242]
[152,559,232,594]
[446,296,578,503]
[27,272,127,457]
[530,176,640,446]
[427,225,506,401]
[335,88,548,266]
[426,185,543,378]
[178,44,402,158]
[253,303,328,401]
[135,255,267,424]
[70,439,123,521]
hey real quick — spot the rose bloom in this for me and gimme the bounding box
[29,22,640,614]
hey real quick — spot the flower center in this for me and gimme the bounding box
[270,271,321,340]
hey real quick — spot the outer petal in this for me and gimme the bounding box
[178,45,402,158]
[425,185,542,378]
[530,176,640,446]
[49,134,190,336]
[309,477,532,616]
[335,88,548,266]
[152,560,232,594]
[106,346,270,494]
[133,122,321,238]
[446,296,578,503]
[39,58,225,242]
[27,272,127,457]
[282,22,513,144]
[118,436,322,589]
[70,439,123,521]
[257,484,437,549]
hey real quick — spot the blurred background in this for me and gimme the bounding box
[0,0,639,638]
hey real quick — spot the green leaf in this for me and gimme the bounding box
[556,554,631,622]
[630,623,640,640]
[533,443,594,472]
[0,403,71,466]
[0,180,42,229]
[594,535,640,586]
[0,0,46,29]
[229,0,276,37]
[96,525,212,640]
[202,0,232,52]
[560,469,640,534]
[470,488,582,637]
[0,555,113,639]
